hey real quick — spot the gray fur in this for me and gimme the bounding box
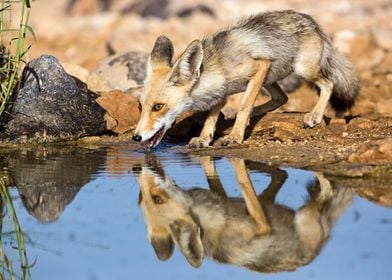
[136,10,360,147]
[188,10,359,113]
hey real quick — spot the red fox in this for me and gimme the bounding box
[132,10,359,148]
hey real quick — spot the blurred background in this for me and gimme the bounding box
[9,0,392,115]
[25,0,391,69]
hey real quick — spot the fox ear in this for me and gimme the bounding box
[150,235,175,261]
[170,40,203,85]
[169,220,204,268]
[149,35,174,68]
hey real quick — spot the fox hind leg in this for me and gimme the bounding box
[304,77,333,128]
[295,34,333,128]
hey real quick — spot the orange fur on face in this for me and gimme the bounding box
[137,171,192,236]
[136,64,192,138]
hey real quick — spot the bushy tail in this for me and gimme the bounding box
[320,42,360,114]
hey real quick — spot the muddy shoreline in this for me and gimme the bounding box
[3,111,390,189]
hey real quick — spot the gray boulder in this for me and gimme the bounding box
[0,55,106,143]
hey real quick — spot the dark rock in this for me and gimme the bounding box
[0,55,106,143]
[176,4,215,18]
[121,0,170,19]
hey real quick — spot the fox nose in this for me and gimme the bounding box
[133,134,142,142]
[132,166,142,173]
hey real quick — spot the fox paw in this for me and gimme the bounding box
[189,136,211,148]
[215,135,243,146]
[304,112,322,128]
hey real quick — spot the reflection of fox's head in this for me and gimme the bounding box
[133,36,204,148]
[133,160,204,267]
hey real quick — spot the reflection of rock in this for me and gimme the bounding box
[356,187,392,208]
[1,147,106,223]
[0,55,106,144]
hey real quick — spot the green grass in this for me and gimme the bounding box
[0,0,32,117]
[0,176,32,280]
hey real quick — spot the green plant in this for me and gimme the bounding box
[0,176,32,280]
[0,0,32,117]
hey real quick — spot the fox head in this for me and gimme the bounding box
[133,35,204,148]
[133,157,204,267]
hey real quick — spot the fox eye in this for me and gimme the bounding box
[152,104,164,112]
[152,195,164,204]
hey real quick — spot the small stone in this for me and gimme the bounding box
[104,114,118,131]
[272,127,296,143]
[330,118,346,125]
[96,90,140,134]
[348,117,376,130]
[348,138,392,164]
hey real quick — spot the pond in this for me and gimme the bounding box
[0,144,391,280]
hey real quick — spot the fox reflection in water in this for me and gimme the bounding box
[133,156,353,273]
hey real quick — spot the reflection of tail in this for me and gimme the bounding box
[323,183,353,229]
[295,173,353,261]
[307,173,354,233]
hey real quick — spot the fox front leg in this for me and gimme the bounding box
[189,103,224,148]
[216,59,271,146]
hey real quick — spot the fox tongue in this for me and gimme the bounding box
[146,127,165,148]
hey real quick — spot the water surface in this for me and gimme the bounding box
[0,145,391,280]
